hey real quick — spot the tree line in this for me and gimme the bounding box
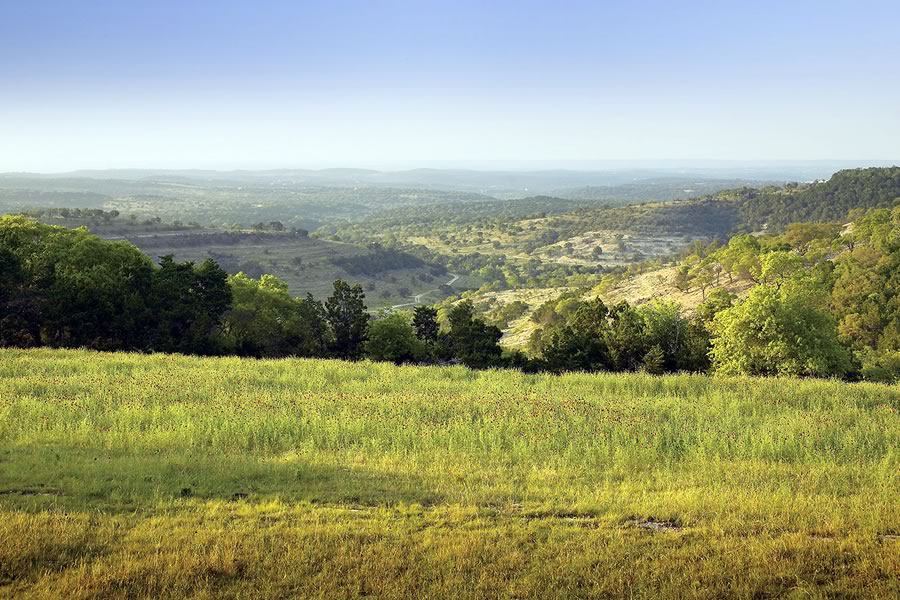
[532,205,900,383]
[0,216,507,367]
[3,209,899,383]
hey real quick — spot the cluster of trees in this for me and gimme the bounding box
[422,247,591,291]
[675,209,900,380]
[208,287,511,370]
[250,220,287,231]
[132,229,309,249]
[25,208,121,221]
[528,296,713,374]
[519,204,900,382]
[247,221,309,236]
[25,208,204,231]
[484,300,530,329]
[0,217,231,353]
[315,196,584,242]
[546,198,742,240]
[330,243,430,276]
[367,303,506,369]
[0,217,360,358]
[0,216,509,368]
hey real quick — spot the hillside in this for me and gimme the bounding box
[531,167,900,244]
[739,166,900,231]
[7,168,898,303]
[320,168,900,302]
[1,349,898,598]
[119,231,459,308]
[14,210,464,308]
[485,266,756,350]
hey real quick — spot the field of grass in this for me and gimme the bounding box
[1,349,898,598]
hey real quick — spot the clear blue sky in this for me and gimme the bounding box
[1,0,898,171]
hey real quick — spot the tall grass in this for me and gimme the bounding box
[0,348,897,598]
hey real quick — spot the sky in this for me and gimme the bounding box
[1,0,899,171]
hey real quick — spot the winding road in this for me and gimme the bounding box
[389,273,460,310]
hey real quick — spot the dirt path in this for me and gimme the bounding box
[389,273,460,310]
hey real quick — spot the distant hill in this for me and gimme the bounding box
[737,166,900,231]
[549,178,774,204]
[545,166,900,241]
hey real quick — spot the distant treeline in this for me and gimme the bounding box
[321,167,900,263]
[128,230,309,249]
[330,243,433,276]
[738,167,900,231]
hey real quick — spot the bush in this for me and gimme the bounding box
[859,350,900,384]
[365,313,426,364]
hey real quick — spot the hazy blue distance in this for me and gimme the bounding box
[1,0,898,171]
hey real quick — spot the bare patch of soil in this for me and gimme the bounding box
[626,518,683,532]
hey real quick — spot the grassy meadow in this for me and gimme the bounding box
[0,348,898,598]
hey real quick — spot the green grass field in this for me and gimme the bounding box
[0,349,898,598]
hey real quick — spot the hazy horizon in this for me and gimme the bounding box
[2,0,899,171]
[4,159,899,178]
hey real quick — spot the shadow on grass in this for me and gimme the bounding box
[0,524,111,587]
[0,447,441,514]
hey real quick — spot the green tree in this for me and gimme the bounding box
[781,222,841,253]
[325,280,369,360]
[758,251,804,286]
[604,302,647,371]
[638,300,709,372]
[295,293,332,357]
[151,256,232,354]
[642,344,665,374]
[446,300,503,369]
[688,259,716,300]
[223,273,329,358]
[365,313,425,364]
[3,218,156,350]
[0,245,40,347]
[695,288,736,327]
[412,305,440,343]
[716,235,761,283]
[673,264,692,292]
[541,298,613,372]
[710,285,851,378]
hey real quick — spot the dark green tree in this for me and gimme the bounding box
[325,280,369,360]
[541,299,610,373]
[604,302,647,371]
[150,256,232,354]
[412,305,440,342]
[445,301,502,369]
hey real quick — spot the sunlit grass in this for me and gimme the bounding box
[1,348,898,597]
